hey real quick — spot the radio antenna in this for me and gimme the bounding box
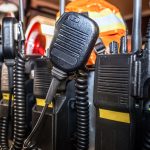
[131,0,142,53]
[18,0,25,55]
[19,0,24,23]
[60,0,66,16]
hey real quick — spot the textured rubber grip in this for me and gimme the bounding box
[34,58,52,98]
[49,12,99,72]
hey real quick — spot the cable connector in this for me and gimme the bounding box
[18,21,25,42]
[46,67,67,104]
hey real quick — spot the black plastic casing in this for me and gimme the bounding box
[135,50,150,99]
[49,12,99,73]
[94,54,135,111]
[32,80,76,150]
[94,54,142,150]
[2,17,17,59]
[34,58,52,99]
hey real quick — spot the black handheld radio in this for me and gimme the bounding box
[94,0,150,150]
[23,12,99,149]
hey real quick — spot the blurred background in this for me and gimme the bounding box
[0,0,149,55]
[0,0,149,32]
[28,0,150,34]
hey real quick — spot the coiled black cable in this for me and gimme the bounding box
[10,55,26,150]
[142,100,150,150]
[75,70,89,150]
[0,94,13,150]
[0,117,9,150]
[0,64,13,150]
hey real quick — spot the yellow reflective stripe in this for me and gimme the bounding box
[2,93,14,101]
[116,12,126,27]
[99,109,130,124]
[89,12,126,31]
[36,98,53,108]
[89,11,124,25]
[99,23,126,33]
[89,9,114,18]
[116,12,124,20]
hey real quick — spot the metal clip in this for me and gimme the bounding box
[14,23,19,41]
[18,21,25,42]
[94,38,105,55]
